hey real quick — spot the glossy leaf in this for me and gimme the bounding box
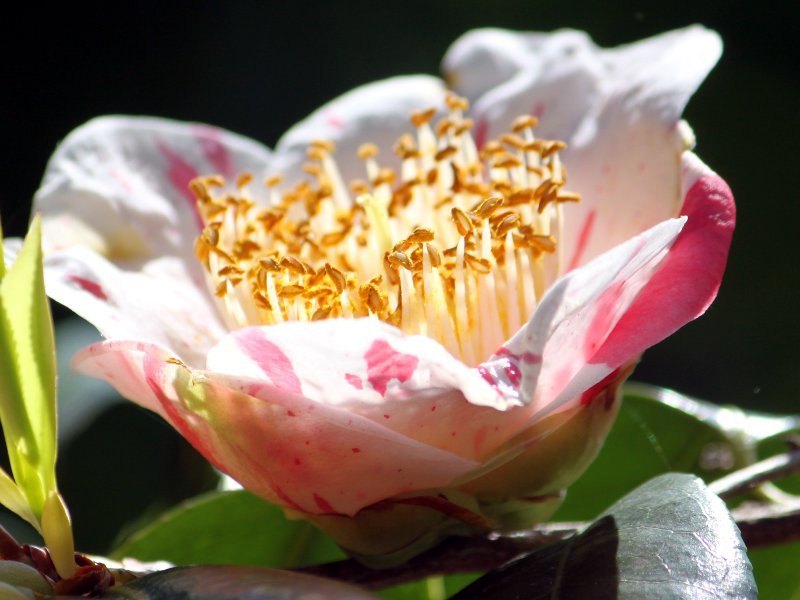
[0,216,57,518]
[102,565,381,599]
[452,473,756,599]
[113,490,344,568]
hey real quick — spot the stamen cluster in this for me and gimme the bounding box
[192,94,580,364]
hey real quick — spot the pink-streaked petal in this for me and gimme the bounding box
[45,247,226,366]
[35,116,271,264]
[207,319,527,461]
[499,215,687,418]
[73,339,480,516]
[563,26,722,265]
[71,340,174,420]
[270,76,446,186]
[590,152,735,368]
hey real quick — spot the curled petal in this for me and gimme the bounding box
[271,76,446,184]
[563,26,722,266]
[35,116,271,262]
[498,215,688,418]
[590,152,735,367]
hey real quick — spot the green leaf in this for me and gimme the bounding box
[452,473,756,599]
[748,542,800,600]
[103,565,382,599]
[0,216,57,518]
[113,490,344,568]
[554,385,731,520]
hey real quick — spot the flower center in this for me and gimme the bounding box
[192,94,579,365]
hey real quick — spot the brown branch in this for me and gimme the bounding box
[297,450,800,590]
[709,447,800,500]
[296,523,581,590]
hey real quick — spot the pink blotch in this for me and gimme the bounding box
[345,373,363,390]
[430,405,437,412]
[568,209,597,271]
[67,275,109,301]
[364,339,419,396]
[234,331,303,394]
[156,140,203,230]
[191,124,234,178]
[383,414,391,419]
[313,493,335,514]
[287,410,296,417]
[584,280,626,359]
[637,162,647,174]
[351,447,361,454]
[532,101,546,119]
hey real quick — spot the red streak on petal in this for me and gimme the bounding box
[313,493,335,514]
[477,366,496,386]
[344,373,363,389]
[364,339,419,396]
[474,118,488,150]
[156,140,203,230]
[272,484,305,512]
[234,332,302,394]
[503,360,522,387]
[191,124,234,178]
[568,209,597,271]
[584,280,626,360]
[67,275,109,301]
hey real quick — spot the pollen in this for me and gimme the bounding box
[192,93,580,364]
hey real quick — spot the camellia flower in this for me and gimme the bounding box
[9,25,734,561]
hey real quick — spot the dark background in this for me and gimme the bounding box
[1,1,798,551]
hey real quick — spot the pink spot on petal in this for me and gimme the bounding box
[430,405,437,412]
[351,447,361,454]
[532,101,546,119]
[156,140,203,230]
[364,339,419,396]
[383,414,391,419]
[67,275,109,301]
[345,373,363,390]
[568,209,596,271]
[325,111,344,130]
[234,331,302,394]
[287,410,296,417]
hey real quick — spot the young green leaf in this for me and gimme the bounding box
[0,216,57,517]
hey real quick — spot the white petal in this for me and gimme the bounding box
[47,248,226,366]
[270,76,446,185]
